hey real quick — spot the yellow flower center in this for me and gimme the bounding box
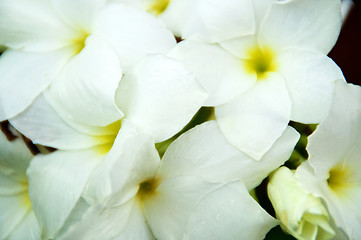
[72,30,90,54]
[137,178,159,201]
[244,46,277,79]
[327,164,353,197]
[95,120,122,155]
[148,0,171,15]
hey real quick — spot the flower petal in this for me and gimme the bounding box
[159,121,299,190]
[143,176,222,240]
[93,3,176,71]
[307,81,361,177]
[279,50,344,123]
[59,198,153,240]
[179,0,255,43]
[83,120,160,205]
[51,0,107,31]
[0,0,76,51]
[0,193,30,239]
[259,0,342,54]
[169,40,256,106]
[116,54,207,142]
[0,48,71,121]
[27,149,102,239]
[46,35,123,127]
[6,211,40,240]
[216,73,291,160]
[10,95,100,150]
[184,181,278,240]
[0,126,33,181]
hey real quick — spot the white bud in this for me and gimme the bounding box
[268,167,335,240]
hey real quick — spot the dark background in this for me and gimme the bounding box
[329,1,361,86]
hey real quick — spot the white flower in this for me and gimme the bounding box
[296,80,361,240]
[0,0,176,122]
[0,126,40,240]
[268,167,335,240]
[55,121,298,240]
[9,53,206,239]
[170,0,344,160]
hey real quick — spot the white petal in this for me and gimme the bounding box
[220,34,258,59]
[169,40,256,106]
[27,149,102,239]
[0,48,71,121]
[0,0,76,51]
[279,50,344,123]
[158,0,195,36]
[10,95,99,150]
[6,211,40,240]
[83,120,160,205]
[46,35,123,127]
[184,181,278,240]
[143,176,222,240]
[116,54,207,142]
[216,73,291,160]
[93,3,176,71]
[51,0,106,31]
[251,0,277,29]
[259,0,342,54]
[296,162,361,240]
[179,0,255,43]
[0,175,26,195]
[0,193,30,239]
[159,121,299,190]
[60,198,153,240]
[0,127,32,181]
[307,81,361,177]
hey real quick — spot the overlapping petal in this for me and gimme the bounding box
[169,41,256,106]
[180,0,255,43]
[0,48,72,121]
[184,181,277,240]
[0,0,76,51]
[259,0,342,54]
[27,149,102,239]
[159,121,299,190]
[116,54,207,142]
[10,95,101,150]
[278,50,345,123]
[144,176,221,240]
[46,35,123,127]
[93,3,176,71]
[216,73,291,160]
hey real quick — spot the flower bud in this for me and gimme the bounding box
[268,167,335,240]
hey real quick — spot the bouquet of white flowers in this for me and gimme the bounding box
[0,0,359,239]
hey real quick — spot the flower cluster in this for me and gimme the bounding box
[0,0,359,239]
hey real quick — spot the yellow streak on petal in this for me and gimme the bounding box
[244,46,277,80]
[94,120,122,155]
[148,0,171,15]
[20,182,31,209]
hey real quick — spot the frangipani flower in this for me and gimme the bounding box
[9,53,206,239]
[0,126,40,240]
[268,167,335,240]
[0,0,176,123]
[170,0,344,160]
[296,80,361,240]
[56,121,299,240]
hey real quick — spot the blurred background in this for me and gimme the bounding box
[329,0,361,86]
